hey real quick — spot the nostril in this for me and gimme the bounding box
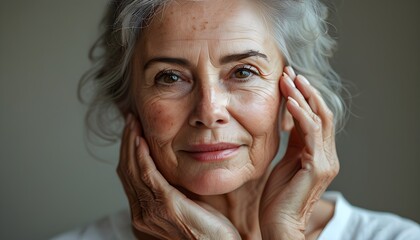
[195,121,204,126]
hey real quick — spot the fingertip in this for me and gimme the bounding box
[294,75,313,99]
[282,72,296,88]
[297,75,310,86]
[285,66,297,79]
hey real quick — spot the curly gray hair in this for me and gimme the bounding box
[79,0,347,143]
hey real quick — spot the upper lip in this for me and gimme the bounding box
[183,143,241,153]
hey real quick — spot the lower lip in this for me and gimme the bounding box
[185,147,240,162]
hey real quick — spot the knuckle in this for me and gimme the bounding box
[132,220,148,232]
[140,169,156,186]
[321,164,339,180]
[125,167,136,179]
[131,211,146,230]
[311,159,338,181]
[116,162,128,175]
[116,169,124,180]
[325,109,334,122]
[312,113,322,126]
[116,165,122,175]
[311,117,323,134]
[332,161,340,176]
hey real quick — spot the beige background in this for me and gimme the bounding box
[1,0,419,239]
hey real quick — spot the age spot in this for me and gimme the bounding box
[200,21,209,30]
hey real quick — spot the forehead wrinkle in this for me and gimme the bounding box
[151,29,267,42]
[152,1,269,39]
[138,0,281,69]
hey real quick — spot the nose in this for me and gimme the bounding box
[188,83,230,128]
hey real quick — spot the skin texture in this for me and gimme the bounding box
[117,0,339,239]
[131,0,283,196]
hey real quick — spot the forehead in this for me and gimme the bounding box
[138,0,276,55]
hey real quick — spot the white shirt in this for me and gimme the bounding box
[52,192,420,240]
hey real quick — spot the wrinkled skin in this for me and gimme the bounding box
[117,0,339,239]
[131,0,282,195]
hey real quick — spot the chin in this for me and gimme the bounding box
[180,168,254,196]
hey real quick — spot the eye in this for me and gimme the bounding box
[155,70,183,85]
[235,69,252,78]
[230,65,260,81]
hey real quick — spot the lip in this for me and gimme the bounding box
[182,143,241,162]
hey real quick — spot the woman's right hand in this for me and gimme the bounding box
[117,115,240,240]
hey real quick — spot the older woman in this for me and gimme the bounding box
[55,0,420,239]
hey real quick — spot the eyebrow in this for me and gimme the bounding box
[220,50,269,64]
[143,57,190,70]
[143,50,269,70]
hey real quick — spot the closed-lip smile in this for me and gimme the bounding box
[182,143,242,162]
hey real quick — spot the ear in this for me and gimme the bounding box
[281,107,294,131]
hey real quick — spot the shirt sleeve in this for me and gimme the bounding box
[318,192,420,240]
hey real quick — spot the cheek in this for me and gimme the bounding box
[229,83,280,132]
[137,97,186,182]
[139,99,180,141]
[229,82,281,172]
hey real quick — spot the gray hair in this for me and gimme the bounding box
[79,0,347,143]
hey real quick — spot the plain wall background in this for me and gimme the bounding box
[0,0,419,239]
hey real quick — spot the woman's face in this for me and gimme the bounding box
[132,0,285,195]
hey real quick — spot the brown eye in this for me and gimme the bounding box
[230,65,260,81]
[155,71,182,85]
[235,69,252,79]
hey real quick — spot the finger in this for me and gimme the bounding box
[284,66,296,80]
[132,122,172,194]
[294,75,335,139]
[118,115,155,210]
[119,114,141,176]
[286,97,320,134]
[118,114,138,195]
[137,140,171,192]
[286,109,337,188]
[119,114,133,162]
[118,115,150,204]
[280,73,312,113]
[286,97,321,153]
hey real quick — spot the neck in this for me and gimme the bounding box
[182,172,270,240]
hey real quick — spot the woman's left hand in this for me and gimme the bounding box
[259,67,340,239]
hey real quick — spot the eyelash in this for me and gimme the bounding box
[154,69,184,86]
[229,65,261,82]
[154,64,261,86]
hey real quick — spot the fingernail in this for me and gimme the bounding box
[288,96,299,107]
[299,75,311,85]
[286,66,296,78]
[284,73,296,88]
[135,136,140,147]
[126,114,132,125]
